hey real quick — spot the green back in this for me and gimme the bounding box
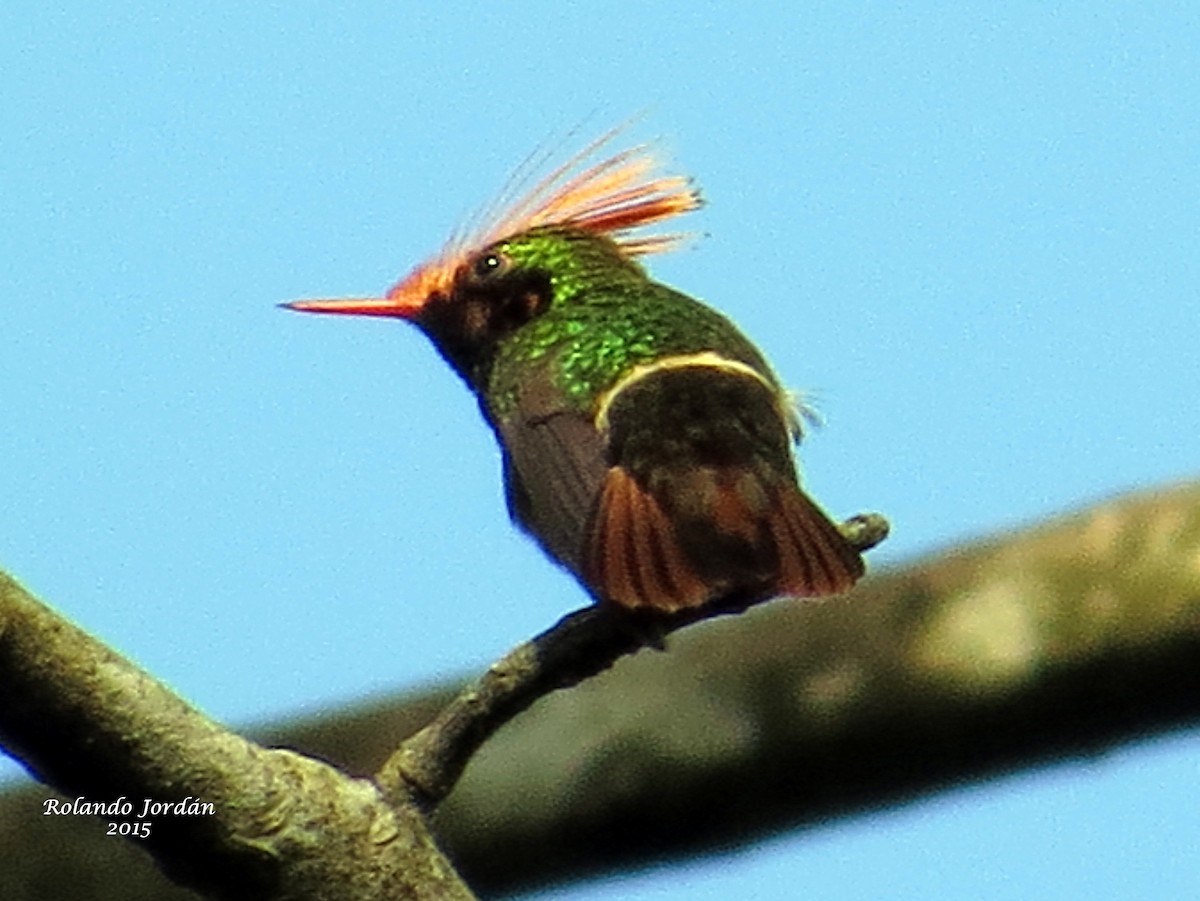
[484,228,776,419]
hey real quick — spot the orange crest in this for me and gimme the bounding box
[284,124,702,319]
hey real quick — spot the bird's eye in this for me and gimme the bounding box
[472,250,510,281]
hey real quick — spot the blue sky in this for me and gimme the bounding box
[2,3,1197,898]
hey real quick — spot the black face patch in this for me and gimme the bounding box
[454,263,552,341]
[415,262,553,383]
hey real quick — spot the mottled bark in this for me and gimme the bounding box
[0,573,474,901]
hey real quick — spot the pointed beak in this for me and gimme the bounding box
[282,262,446,321]
[280,295,424,319]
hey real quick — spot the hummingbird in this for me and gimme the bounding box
[284,128,864,614]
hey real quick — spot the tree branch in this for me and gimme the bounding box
[0,573,474,900]
[434,481,1200,894]
[2,485,1197,898]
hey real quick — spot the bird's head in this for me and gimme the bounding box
[283,127,702,382]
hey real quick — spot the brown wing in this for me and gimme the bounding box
[493,366,609,577]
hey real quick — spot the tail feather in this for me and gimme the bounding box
[583,465,863,612]
[769,486,864,597]
[583,467,709,612]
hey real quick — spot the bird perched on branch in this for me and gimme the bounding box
[285,127,866,614]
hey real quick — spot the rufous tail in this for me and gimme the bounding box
[582,465,862,612]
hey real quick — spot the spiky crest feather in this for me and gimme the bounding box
[384,127,702,309]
